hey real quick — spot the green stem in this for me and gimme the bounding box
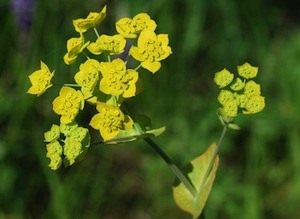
[201,126,227,187]
[83,51,90,60]
[62,83,81,88]
[143,137,197,197]
[93,28,100,38]
[134,63,142,71]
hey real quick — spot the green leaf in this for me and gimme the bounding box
[103,126,166,144]
[173,143,219,218]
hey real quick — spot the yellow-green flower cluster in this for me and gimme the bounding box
[27,5,171,170]
[214,62,265,119]
[44,123,90,170]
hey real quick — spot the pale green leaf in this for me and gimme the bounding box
[173,143,219,218]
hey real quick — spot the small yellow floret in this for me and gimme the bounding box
[130,30,172,73]
[64,139,83,165]
[73,5,107,33]
[69,127,89,142]
[60,122,79,136]
[44,124,60,142]
[27,61,54,96]
[116,13,157,38]
[88,34,126,55]
[63,33,90,65]
[244,80,261,96]
[217,90,234,106]
[74,59,101,100]
[89,102,133,140]
[237,62,258,79]
[214,69,234,88]
[230,77,245,91]
[244,95,265,114]
[47,153,62,170]
[223,99,239,117]
[99,59,139,98]
[46,141,63,156]
[52,87,85,124]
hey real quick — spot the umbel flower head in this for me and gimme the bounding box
[89,102,134,140]
[27,61,54,96]
[73,5,107,33]
[52,87,85,124]
[116,13,157,38]
[130,30,172,73]
[27,5,171,170]
[214,62,265,127]
[44,123,90,170]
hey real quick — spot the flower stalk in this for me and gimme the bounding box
[143,137,197,197]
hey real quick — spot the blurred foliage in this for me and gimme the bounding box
[1,0,300,218]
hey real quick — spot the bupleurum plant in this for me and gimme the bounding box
[27,5,265,218]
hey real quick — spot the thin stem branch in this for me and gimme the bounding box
[201,126,227,187]
[134,63,142,71]
[93,28,100,38]
[143,137,197,197]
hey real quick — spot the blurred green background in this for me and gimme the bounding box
[2,0,300,218]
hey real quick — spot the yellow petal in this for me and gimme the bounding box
[141,60,161,73]
[138,30,157,47]
[130,46,144,61]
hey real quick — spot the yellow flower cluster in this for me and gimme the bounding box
[214,62,265,120]
[27,5,170,170]
[44,123,90,170]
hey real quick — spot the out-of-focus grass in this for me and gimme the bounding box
[1,0,300,218]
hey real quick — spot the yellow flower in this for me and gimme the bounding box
[46,141,63,170]
[52,87,85,124]
[237,62,258,79]
[89,102,133,140]
[46,141,63,157]
[74,59,101,100]
[73,5,107,33]
[223,99,239,117]
[230,77,245,91]
[99,59,138,98]
[234,93,248,108]
[87,34,126,55]
[60,122,78,136]
[47,153,63,170]
[116,13,157,38]
[217,90,234,106]
[63,33,90,65]
[244,80,261,96]
[244,95,265,114]
[27,61,54,96]
[130,30,172,73]
[214,69,234,88]
[44,124,60,143]
[68,127,89,142]
[63,139,83,165]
